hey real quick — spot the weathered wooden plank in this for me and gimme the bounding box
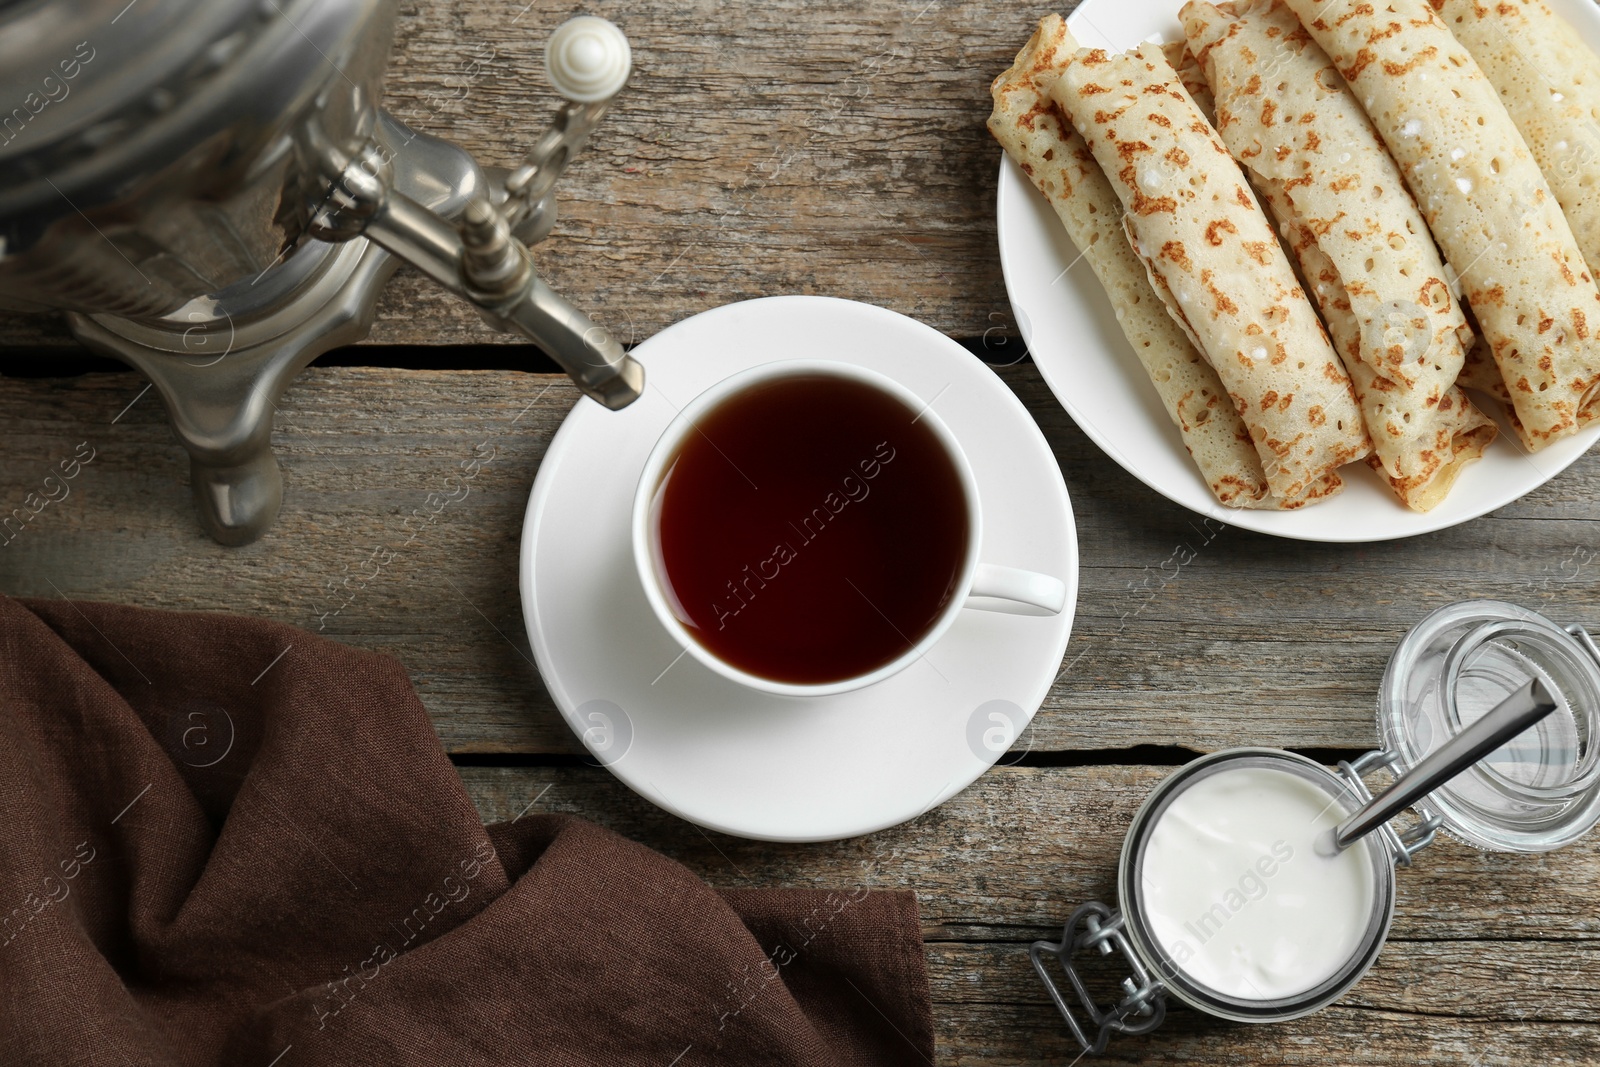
[457,765,1600,941]
[0,0,1056,349]
[928,939,1600,1022]
[456,764,1600,1062]
[4,365,1599,754]
[934,1001,1600,1066]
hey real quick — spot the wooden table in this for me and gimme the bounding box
[3,1,1598,1062]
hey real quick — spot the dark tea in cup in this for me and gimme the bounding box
[649,372,970,685]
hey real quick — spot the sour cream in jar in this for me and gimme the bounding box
[1137,764,1377,1001]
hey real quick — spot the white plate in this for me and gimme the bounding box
[996,0,1600,542]
[519,296,1078,842]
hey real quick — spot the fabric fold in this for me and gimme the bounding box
[0,595,933,1067]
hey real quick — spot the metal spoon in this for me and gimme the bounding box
[1317,677,1559,856]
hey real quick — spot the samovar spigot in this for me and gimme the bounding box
[308,16,643,410]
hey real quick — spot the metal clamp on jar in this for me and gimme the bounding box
[0,2,642,544]
[1032,600,1600,1054]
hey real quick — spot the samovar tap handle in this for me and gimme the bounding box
[307,15,643,410]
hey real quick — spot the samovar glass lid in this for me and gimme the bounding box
[1379,600,1600,852]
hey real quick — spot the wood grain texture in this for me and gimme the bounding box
[3,364,1598,757]
[0,0,1042,348]
[3,0,1600,1056]
[459,764,1600,1063]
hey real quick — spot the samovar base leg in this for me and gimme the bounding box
[67,238,399,545]
[64,116,485,545]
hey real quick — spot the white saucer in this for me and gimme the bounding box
[519,296,1078,842]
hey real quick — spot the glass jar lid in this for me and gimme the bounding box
[1379,600,1600,852]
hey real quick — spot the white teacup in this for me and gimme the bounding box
[632,359,1067,697]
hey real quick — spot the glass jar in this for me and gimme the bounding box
[1034,601,1600,1054]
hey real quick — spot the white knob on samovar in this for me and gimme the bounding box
[544,16,631,104]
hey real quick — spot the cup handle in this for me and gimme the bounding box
[965,563,1067,615]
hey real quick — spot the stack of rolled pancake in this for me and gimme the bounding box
[989,0,1600,512]
[991,19,1365,507]
[1184,0,1497,510]
[989,16,1314,507]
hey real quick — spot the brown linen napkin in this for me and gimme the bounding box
[0,595,934,1066]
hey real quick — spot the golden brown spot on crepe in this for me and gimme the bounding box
[1308,405,1326,426]
[1538,317,1554,334]
[1382,47,1438,76]
[1243,241,1274,266]
[1165,146,1189,166]
[1342,48,1376,81]
[1285,175,1314,191]
[1021,162,1036,178]
[1261,389,1280,408]
[1557,257,1576,286]
[1201,269,1240,314]
[1307,211,1346,237]
[1205,219,1238,246]
[1116,138,1154,162]
[1083,50,1110,66]
[1261,100,1277,126]
[1119,166,1178,215]
[1234,186,1253,208]
[1190,120,1212,135]
[1278,393,1295,412]
[1329,174,1360,193]
[1274,144,1293,162]
[1515,375,1533,393]
[1160,240,1193,271]
[1305,130,1321,152]
[1366,19,1404,40]
[1478,285,1506,307]
[1539,354,1554,371]
[1244,74,1262,96]
[1020,99,1054,131]
[1151,113,1172,128]
[1576,310,1589,339]
[1079,83,1111,95]
[1324,361,1347,384]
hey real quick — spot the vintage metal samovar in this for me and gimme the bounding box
[0,0,641,543]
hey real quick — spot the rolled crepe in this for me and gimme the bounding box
[1434,0,1600,278]
[1286,0,1600,450]
[1051,43,1370,503]
[1183,0,1495,510]
[1259,177,1498,507]
[1459,334,1529,439]
[1163,40,1217,118]
[989,17,1317,507]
